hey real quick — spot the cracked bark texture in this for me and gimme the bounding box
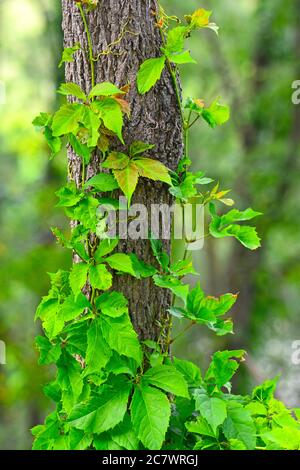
[61,0,183,343]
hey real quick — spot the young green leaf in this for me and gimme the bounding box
[169,51,197,65]
[165,26,187,54]
[59,43,80,68]
[113,162,139,206]
[93,98,124,143]
[137,56,166,94]
[84,173,119,192]
[89,82,124,99]
[80,106,101,147]
[94,238,119,260]
[202,100,230,128]
[205,350,246,390]
[58,83,87,101]
[52,104,83,136]
[69,134,91,164]
[89,264,112,291]
[69,262,88,299]
[153,275,189,303]
[105,253,135,276]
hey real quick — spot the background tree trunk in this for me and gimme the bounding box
[61,0,183,344]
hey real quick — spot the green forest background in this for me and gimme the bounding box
[0,0,299,449]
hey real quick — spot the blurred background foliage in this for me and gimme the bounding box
[0,0,299,449]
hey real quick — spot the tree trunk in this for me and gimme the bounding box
[61,0,182,344]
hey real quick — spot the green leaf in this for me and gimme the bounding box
[89,264,112,291]
[170,259,197,277]
[89,82,124,99]
[131,384,171,450]
[142,365,189,398]
[69,262,88,299]
[52,104,83,137]
[35,336,61,365]
[129,253,157,278]
[100,314,142,364]
[93,98,124,143]
[59,43,80,68]
[95,291,128,317]
[84,173,119,192]
[94,238,119,260]
[113,162,139,206]
[150,238,170,271]
[57,351,84,414]
[223,402,256,450]
[205,350,246,390]
[194,391,227,433]
[32,413,61,450]
[80,106,101,147]
[131,386,171,450]
[69,378,132,434]
[105,253,135,276]
[69,134,91,164]
[129,141,155,156]
[58,82,87,101]
[252,377,278,403]
[262,426,300,450]
[137,57,166,94]
[153,275,189,303]
[186,416,215,438]
[55,182,83,207]
[69,428,93,450]
[185,8,212,29]
[110,413,139,450]
[165,26,187,54]
[44,127,62,159]
[172,357,202,387]
[102,152,130,170]
[84,317,112,376]
[209,204,262,250]
[169,51,197,64]
[39,299,64,340]
[59,293,91,322]
[66,196,99,232]
[202,99,230,128]
[32,112,51,128]
[134,158,171,185]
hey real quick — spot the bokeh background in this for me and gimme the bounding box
[0,0,299,449]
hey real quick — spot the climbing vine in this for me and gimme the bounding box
[32,2,300,451]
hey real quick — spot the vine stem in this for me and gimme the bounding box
[77,3,95,89]
[81,157,86,187]
[169,320,196,345]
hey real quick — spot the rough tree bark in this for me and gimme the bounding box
[61,0,183,344]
